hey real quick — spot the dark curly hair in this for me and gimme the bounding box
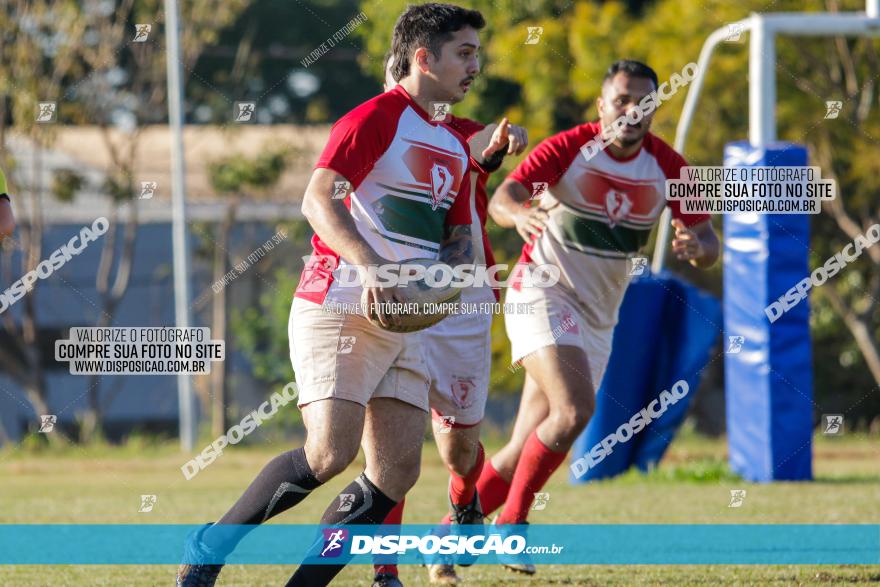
[390,3,485,82]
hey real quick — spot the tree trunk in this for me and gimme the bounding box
[211,199,238,437]
[19,142,48,435]
[824,288,880,388]
[80,306,116,443]
[80,194,139,443]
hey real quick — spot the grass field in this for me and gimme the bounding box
[1,431,878,586]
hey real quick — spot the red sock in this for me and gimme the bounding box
[496,432,567,525]
[382,498,405,526]
[449,443,485,506]
[374,498,404,576]
[476,460,512,517]
[440,458,512,525]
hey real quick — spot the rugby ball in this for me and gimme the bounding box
[362,258,462,333]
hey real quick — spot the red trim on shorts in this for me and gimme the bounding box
[509,239,536,293]
[431,408,481,428]
[293,234,341,304]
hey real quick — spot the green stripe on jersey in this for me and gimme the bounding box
[376,183,449,208]
[557,208,650,254]
[376,231,440,254]
[373,193,446,244]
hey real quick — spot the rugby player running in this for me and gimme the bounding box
[478,59,719,575]
[373,50,528,587]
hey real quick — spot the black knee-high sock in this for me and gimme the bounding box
[203,447,322,553]
[285,473,397,587]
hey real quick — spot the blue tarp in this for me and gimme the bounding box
[570,273,721,482]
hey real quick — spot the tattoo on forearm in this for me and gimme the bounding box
[439,224,473,266]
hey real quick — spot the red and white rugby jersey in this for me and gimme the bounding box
[507,121,710,329]
[295,85,473,306]
[444,114,499,302]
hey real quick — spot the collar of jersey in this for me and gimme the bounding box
[391,84,440,125]
[605,145,643,162]
[585,121,646,163]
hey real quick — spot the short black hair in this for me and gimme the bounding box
[603,60,658,90]
[390,3,485,82]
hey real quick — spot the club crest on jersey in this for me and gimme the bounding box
[604,189,632,227]
[430,162,453,210]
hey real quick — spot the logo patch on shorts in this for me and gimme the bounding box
[558,308,579,336]
[450,375,476,409]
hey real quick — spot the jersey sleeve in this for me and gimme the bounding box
[445,117,493,178]
[655,144,711,227]
[444,167,473,227]
[446,115,486,141]
[315,103,396,189]
[507,131,572,190]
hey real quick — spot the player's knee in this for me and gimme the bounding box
[304,442,358,480]
[378,459,420,501]
[365,452,420,501]
[574,390,596,424]
[441,440,477,477]
[551,401,593,436]
[490,445,520,480]
[388,451,422,494]
[399,467,421,495]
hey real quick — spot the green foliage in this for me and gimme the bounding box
[101,175,133,203]
[229,220,315,427]
[188,0,376,123]
[207,147,292,195]
[231,267,298,388]
[51,168,84,203]
[637,457,741,483]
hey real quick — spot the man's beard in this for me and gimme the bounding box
[617,127,648,148]
[618,130,645,148]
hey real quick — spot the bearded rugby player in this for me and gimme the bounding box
[480,59,719,575]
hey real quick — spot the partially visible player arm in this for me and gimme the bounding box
[439,224,473,267]
[671,218,719,269]
[439,165,475,267]
[0,168,13,242]
[489,131,568,242]
[301,169,385,267]
[488,178,548,242]
[662,153,717,269]
[300,168,400,328]
[0,198,14,242]
[467,118,528,172]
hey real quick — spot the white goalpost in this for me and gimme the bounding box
[652,0,880,272]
